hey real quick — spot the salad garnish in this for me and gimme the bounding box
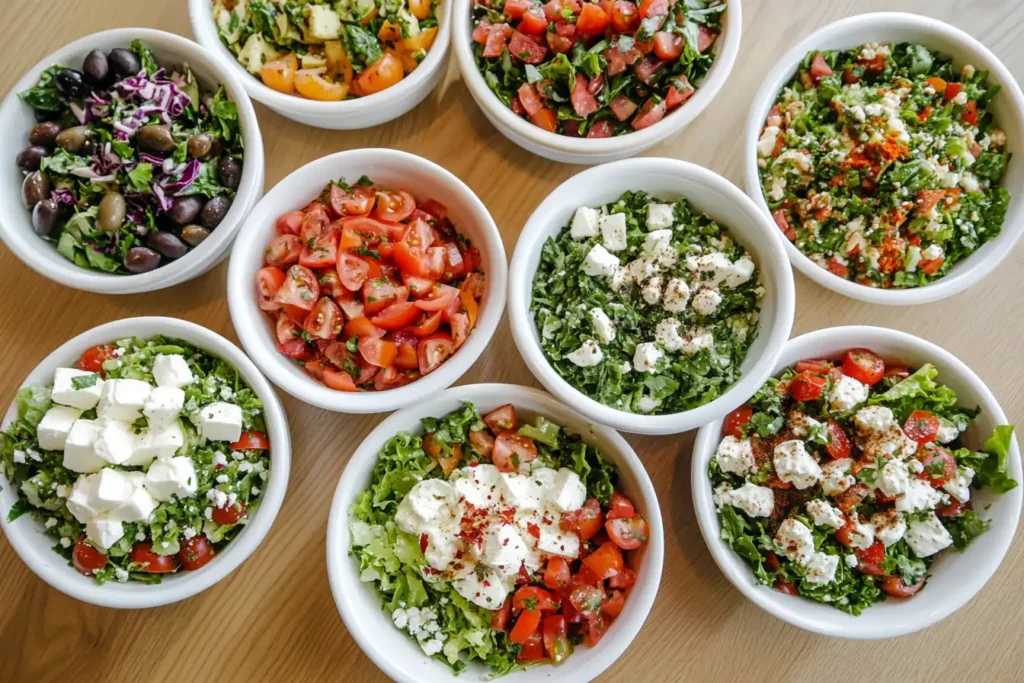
[1,337,270,584]
[17,41,244,275]
[709,348,1017,613]
[758,42,1010,288]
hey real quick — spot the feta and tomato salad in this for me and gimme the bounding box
[709,348,1017,614]
[350,402,649,673]
[470,0,724,137]
[1,337,271,584]
[213,0,439,101]
[758,42,1010,288]
[256,177,485,392]
[531,190,762,414]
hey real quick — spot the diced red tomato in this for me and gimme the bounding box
[509,608,542,644]
[809,53,833,83]
[571,74,600,117]
[666,77,695,108]
[653,31,683,60]
[230,430,270,451]
[373,190,416,223]
[264,234,303,269]
[75,345,116,375]
[322,368,357,391]
[276,210,304,235]
[825,420,852,459]
[543,557,571,590]
[600,589,626,619]
[722,404,753,438]
[917,443,957,486]
[274,265,320,311]
[212,500,248,526]
[568,581,605,620]
[561,497,603,540]
[606,492,635,521]
[343,316,385,341]
[582,541,624,580]
[608,566,636,589]
[611,0,639,31]
[542,614,569,662]
[606,516,648,550]
[509,30,548,63]
[696,24,717,52]
[491,596,512,630]
[358,336,397,368]
[418,333,455,375]
[962,99,979,126]
[530,107,559,132]
[517,631,545,662]
[328,184,375,217]
[842,348,885,385]
[587,121,614,138]
[576,2,610,35]
[920,256,944,275]
[881,575,925,598]
[513,585,559,614]
[393,242,445,279]
[484,404,517,431]
[483,22,514,57]
[609,94,638,122]
[517,83,544,117]
[788,371,827,401]
[303,297,343,339]
[468,428,495,458]
[492,431,538,472]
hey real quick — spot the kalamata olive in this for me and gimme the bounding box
[137,125,176,154]
[16,146,47,172]
[169,195,203,225]
[124,246,161,273]
[146,231,189,259]
[29,121,63,148]
[180,224,211,247]
[33,108,58,123]
[82,49,112,87]
[55,69,90,99]
[108,48,141,79]
[32,199,61,237]
[186,133,214,160]
[201,196,231,229]
[55,125,91,153]
[21,171,50,209]
[218,156,242,190]
[97,192,127,231]
[80,139,98,156]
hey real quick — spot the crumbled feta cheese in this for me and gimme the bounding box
[757,126,780,157]
[905,512,953,557]
[820,458,855,496]
[942,466,974,504]
[641,276,662,305]
[646,203,675,230]
[775,518,814,563]
[599,213,628,251]
[936,418,960,444]
[806,499,845,528]
[583,244,620,277]
[804,552,839,585]
[662,278,691,312]
[589,308,615,343]
[642,229,673,254]
[632,342,663,373]
[871,509,906,547]
[896,478,947,513]
[655,318,685,352]
[570,206,601,239]
[152,354,194,389]
[566,340,604,368]
[715,436,755,475]
[829,375,870,412]
[680,329,714,356]
[691,288,722,316]
[878,458,910,497]
[721,482,774,518]
[772,440,821,490]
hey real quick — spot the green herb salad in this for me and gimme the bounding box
[757,42,1010,288]
[709,347,1017,614]
[350,401,651,673]
[1,337,271,584]
[531,190,763,415]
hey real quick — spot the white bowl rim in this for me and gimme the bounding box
[187,0,453,117]
[507,156,796,435]
[742,11,1024,306]
[0,316,291,609]
[0,27,265,295]
[451,0,743,157]
[325,382,665,682]
[227,148,508,414]
[690,324,1023,638]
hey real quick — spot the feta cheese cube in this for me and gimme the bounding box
[582,244,620,277]
[806,499,844,528]
[655,318,685,352]
[773,440,821,490]
[152,354,194,389]
[820,458,855,496]
[722,482,774,517]
[143,456,199,502]
[803,552,838,585]
[642,229,672,253]
[942,466,974,504]
[570,206,601,239]
[481,525,529,579]
[85,516,124,550]
[452,464,502,509]
[691,288,723,316]
[680,329,714,357]
[646,203,674,230]
[549,469,586,512]
[829,375,870,412]
[566,340,604,368]
[757,126,780,157]
[637,395,662,413]
[589,308,615,343]
[198,402,244,442]
[50,368,104,410]
[845,514,876,549]
[453,563,508,609]
[725,257,755,287]
[641,276,662,304]
[499,473,542,510]
[662,278,691,312]
[625,256,657,283]
[98,379,153,422]
[63,420,106,473]
[599,213,628,251]
[632,342,663,373]
[936,418,960,444]
[871,509,906,547]
[36,406,82,451]
[143,387,185,425]
[94,468,135,510]
[534,519,580,558]
[66,475,103,522]
[93,420,135,466]
[109,484,159,524]
[878,458,910,497]
[905,512,953,557]
[715,435,755,475]
[775,518,814,562]
[397,479,457,530]
[896,478,947,513]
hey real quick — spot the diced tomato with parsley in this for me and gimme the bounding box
[257,179,485,392]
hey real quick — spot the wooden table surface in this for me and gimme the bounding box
[2,0,1023,681]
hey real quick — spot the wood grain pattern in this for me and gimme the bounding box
[1,1,1022,681]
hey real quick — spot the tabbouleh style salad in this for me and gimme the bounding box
[531,190,762,415]
[709,348,1017,614]
[17,41,244,276]
[471,0,724,137]
[1,337,271,584]
[213,0,439,100]
[757,42,1010,289]
[350,402,650,673]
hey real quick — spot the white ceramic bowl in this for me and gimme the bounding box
[743,12,1024,306]
[188,0,451,129]
[0,317,291,609]
[508,157,795,435]
[691,325,1023,638]
[452,0,742,165]
[0,28,265,295]
[227,149,507,414]
[326,383,664,682]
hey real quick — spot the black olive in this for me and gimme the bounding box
[108,48,141,79]
[32,199,61,237]
[17,146,47,172]
[217,156,242,190]
[124,246,162,273]
[169,196,203,225]
[146,231,189,259]
[55,69,90,99]
[83,49,112,87]
[201,196,231,229]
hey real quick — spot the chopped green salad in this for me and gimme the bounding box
[1,336,270,584]
[531,190,763,414]
[709,348,1017,614]
[758,42,1010,288]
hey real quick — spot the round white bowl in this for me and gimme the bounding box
[452,0,742,165]
[508,157,795,435]
[691,325,1023,638]
[227,148,507,414]
[0,316,291,609]
[0,28,265,295]
[326,383,664,682]
[743,12,1024,306]
[188,0,451,130]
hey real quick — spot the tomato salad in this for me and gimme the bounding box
[471,0,724,137]
[256,177,485,392]
[350,402,650,674]
[709,348,1017,614]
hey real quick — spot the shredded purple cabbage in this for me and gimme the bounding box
[115,72,191,118]
[162,159,200,195]
[51,188,76,205]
